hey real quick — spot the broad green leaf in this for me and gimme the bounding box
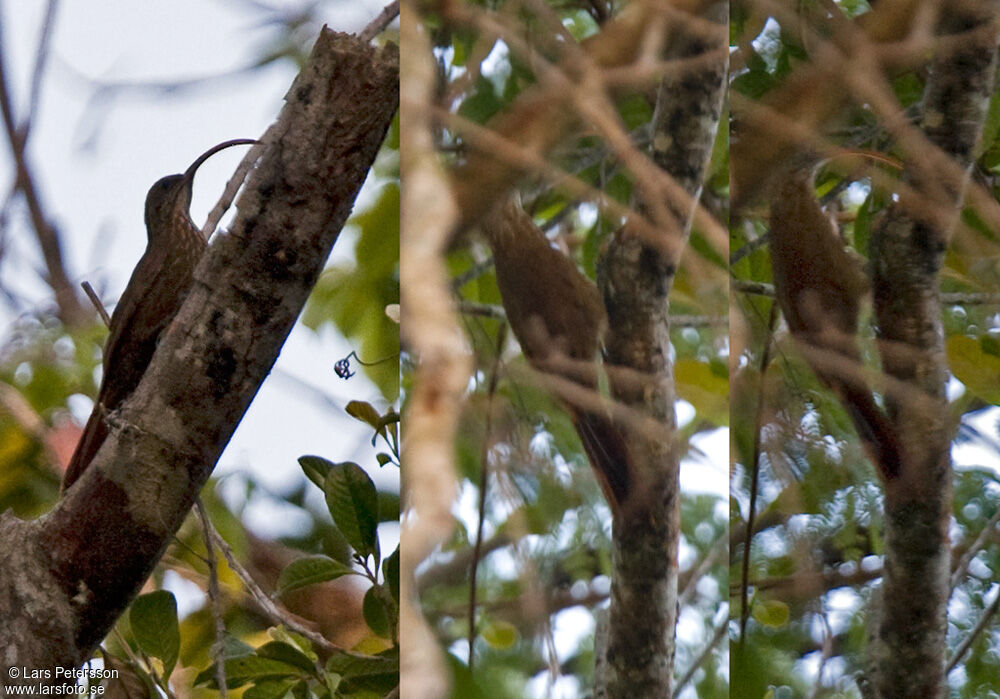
[752,599,790,628]
[195,656,309,688]
[242,679,300,699]
[276,555,357,596]
[384,546,400,603]
[481,620,519,649]
[346,401,382,430]
[674,359,729,425]
[947,335,1000,404]
[325,463,380,561]
[297,455,336,490]
[130,591,180,678]
[325,650,398,680]
[363,586,391,638]
[256,641,316,673]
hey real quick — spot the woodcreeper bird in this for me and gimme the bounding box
[62,139,256,492]
[480,198,631,513]
[769,166,901,480]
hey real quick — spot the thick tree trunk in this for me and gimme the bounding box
[0,30,398,681]
[867,4,999,697]
[598,4,726,694]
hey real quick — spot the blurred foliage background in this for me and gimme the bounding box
[409,1,730,696]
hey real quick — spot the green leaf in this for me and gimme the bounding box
[298,455,336,490]
[363,586,391,638]
[674,359,730,425]
[242,679,300,699]
[325,650,397,679]
[325,463,380,561]
[481,620,519,649]
[323,672,343,697]
[458,76,502,124]
[276,555,357,596]
[384,546,400,603]
[195,656,310,688]
[752,599,790,628]
[130,591,180,678]
[256,642,316,673]
[376,409,400,442]
[346,401,382,430]
[947,335,1000,404]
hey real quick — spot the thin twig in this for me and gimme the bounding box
[732,280,775,297]
[669,314,728,328]
[678,532,726,609]
[0,13,85,325]
[940,292,1000,306]
[205,516,376,661]
[947,585,1000,673]
[81,281,111,328]
[468,326,506,671]
[109,628,177,699]
[730,231,770,267]
[950,506,1000,589]
[22,0,59,141]
[672,615,727,698]
[458,301,506,320]
[451,257,495,290]
[739,302,777,648]
[458,300,725,328]
[194,498,228,699]
[360,0,399,43]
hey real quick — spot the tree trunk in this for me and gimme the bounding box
[868,4,999,697]
[0,29,398,680]
[598,4,726,694]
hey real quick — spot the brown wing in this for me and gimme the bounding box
[769,170,900,480]
[63,235,202,491]
[483,200,632,513]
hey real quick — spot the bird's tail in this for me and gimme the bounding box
[571,409,632,515]
[840,383,902,481]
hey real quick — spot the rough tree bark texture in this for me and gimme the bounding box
[0,30,398,680]
[597,3,726,695]
[867,4,999,697]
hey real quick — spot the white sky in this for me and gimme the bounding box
[1,0,399,538]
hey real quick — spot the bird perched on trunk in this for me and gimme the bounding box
[480,197,632,514]
[769,165,901,480]
[62,139,256,493]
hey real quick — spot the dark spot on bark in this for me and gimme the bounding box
[44,476,165,654]
[912,223,946,273]
[234,285,281,326]
[206,346,238,398]
[639,247,673,296]
[208,309,227,335]
[260,236,302,281]
[296,83,313,105]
